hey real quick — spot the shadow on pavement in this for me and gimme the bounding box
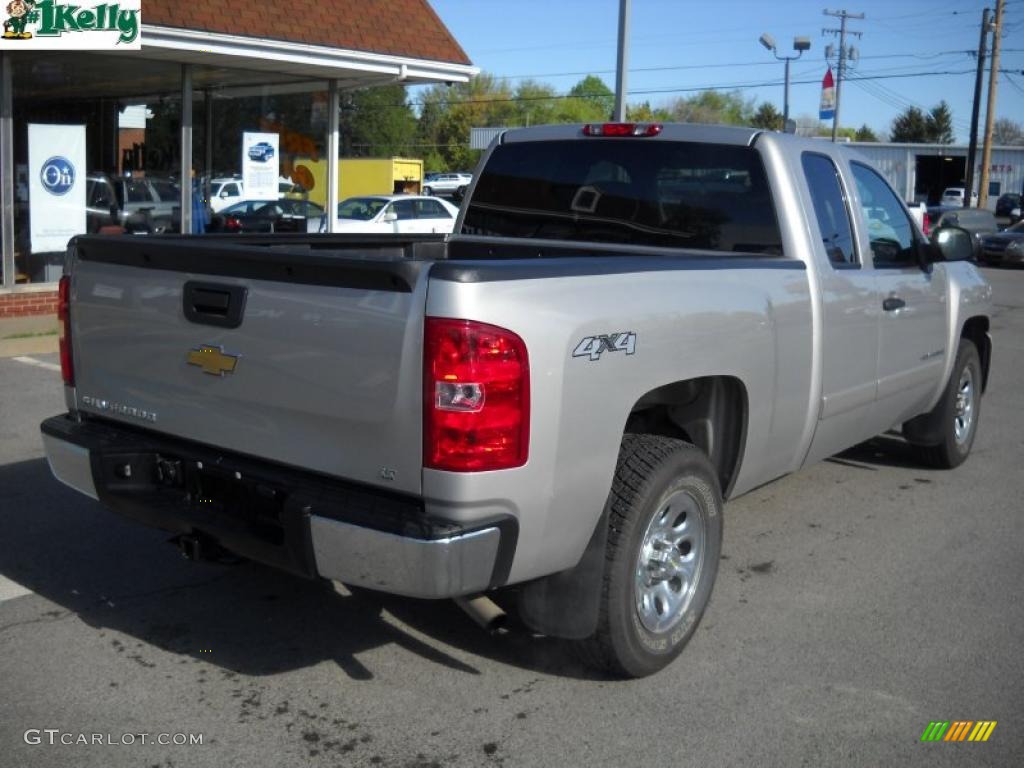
[0,458,596,682]
[829,434,936,472]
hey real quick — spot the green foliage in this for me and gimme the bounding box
[666,90,755,126]
[751,102,783,131]
[890,107,930,142]
[854,124,878,142]
[928,101,954,145]
[568,75,615,119]
[890,102,955,144]
[340,85,416,157]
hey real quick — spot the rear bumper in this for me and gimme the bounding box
[40,414,514,599]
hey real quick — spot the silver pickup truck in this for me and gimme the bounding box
[41,123,992,678]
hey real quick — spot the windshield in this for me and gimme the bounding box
[462,139,783,254]
[337,198,388,220]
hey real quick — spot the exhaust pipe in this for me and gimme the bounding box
[454,594,507,634]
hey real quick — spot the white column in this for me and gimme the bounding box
[179,64,193,234]
[327,80,340,233]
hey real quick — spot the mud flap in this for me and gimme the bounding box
[516,510,608,640]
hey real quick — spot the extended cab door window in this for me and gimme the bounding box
[850,163,916,267]
[801,153,857,267]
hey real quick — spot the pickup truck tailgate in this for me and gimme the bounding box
[68,236,439,496]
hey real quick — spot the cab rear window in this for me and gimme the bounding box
[462,139,783,254]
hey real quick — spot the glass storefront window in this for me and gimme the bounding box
[9,53,184,284]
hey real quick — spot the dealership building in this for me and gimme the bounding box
[0,0,474,314]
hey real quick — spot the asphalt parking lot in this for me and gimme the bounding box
[1,267,1023,768]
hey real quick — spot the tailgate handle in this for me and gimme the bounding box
[183,282,247,328]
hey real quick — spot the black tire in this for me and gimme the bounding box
[423,186,433,196]
[575,434,723,678]
[911,340,982,469]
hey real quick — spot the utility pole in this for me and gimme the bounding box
[979,0,1004,209]
[965,8,991,211]
[823,9,864,142]
[613,0,631,121]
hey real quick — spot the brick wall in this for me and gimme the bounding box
[0,291,59,318]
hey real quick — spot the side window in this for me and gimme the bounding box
[851,162,916,267]
[392,200,416,220]
[416,199,451,218]
[801,153,857,266]
[125,180,152,204]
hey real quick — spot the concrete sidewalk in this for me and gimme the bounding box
[0,315,59,358]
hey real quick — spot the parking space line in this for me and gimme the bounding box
[0,574,33,603]
[12,356,61,373]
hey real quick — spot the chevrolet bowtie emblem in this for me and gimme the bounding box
[187,345,239,376]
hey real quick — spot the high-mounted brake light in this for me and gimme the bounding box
[58,275,74,386]
[583,123,663,137]
[424,318,530,472]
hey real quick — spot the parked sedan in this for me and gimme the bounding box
[995,193,1021,219]
[979,220,1024,266]
[926,206,998,260]
[325,195,459,234]
[207,199,324,233]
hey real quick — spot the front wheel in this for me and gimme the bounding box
[575,434,723,678]
[909,340,982,468]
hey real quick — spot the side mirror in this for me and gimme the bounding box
[381,211,398,223]
[929,225,974,262]
[220,190,230,198]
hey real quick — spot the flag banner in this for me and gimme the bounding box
[820,67,836,121]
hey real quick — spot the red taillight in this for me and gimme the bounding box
[225,216,242,232]
[922,213,931,236]
[583,122,663,137]
[58,275,74,386]
[424,318,529,472]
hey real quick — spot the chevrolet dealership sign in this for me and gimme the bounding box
[1,1,140,49]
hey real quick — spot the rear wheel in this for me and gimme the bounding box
[575,434,723,678]
[423,186,433,196]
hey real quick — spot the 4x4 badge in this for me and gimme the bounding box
[187,345,239,376]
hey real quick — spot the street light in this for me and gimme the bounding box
[760,34,811,129]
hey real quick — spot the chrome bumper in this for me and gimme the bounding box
[310,517,501,599]
[42,432,98,500]
[41,417,507,599]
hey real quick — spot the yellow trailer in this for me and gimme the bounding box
[289,157,423,208]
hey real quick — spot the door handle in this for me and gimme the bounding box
[882,297,906,312]
[183,281,248,328]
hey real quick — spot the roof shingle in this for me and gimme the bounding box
[143,0,471,66]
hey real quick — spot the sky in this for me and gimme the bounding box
[425,0,1024,143]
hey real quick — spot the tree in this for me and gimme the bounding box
[890,102,955,144]
[667,90,754,126]
[993,118,1024,146]
[750,102,783,131]
[340,85,416,158]
[890,106,930,142]
[927,101,954,144]
[568,75,615,120]
[854,124,878,142]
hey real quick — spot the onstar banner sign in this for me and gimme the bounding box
[0,1,141,50]
[242,132,280,202]
[28,123,86,253]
